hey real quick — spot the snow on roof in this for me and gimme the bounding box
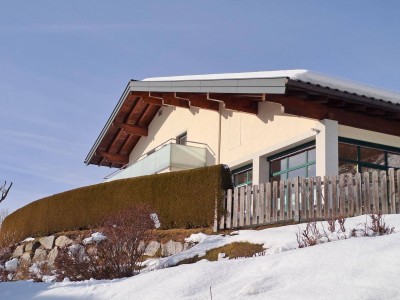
[143,70,400,105]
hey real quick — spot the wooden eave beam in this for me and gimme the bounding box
[208,93,258,114]
[175,93,219,111]
[154,93,190,108]
[265,94,400,137]
[130,91,163,106]
[113,122,148,136]
[97,150,129,165]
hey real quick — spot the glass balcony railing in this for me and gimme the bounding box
[104,139,210,181]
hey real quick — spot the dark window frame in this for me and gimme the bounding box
[268,141,316,181]
[339,137,400,174]
[232,164,253,187]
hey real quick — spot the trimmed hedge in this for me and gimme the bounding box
[1,165,232,241]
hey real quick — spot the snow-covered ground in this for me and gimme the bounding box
[1,214,400,300]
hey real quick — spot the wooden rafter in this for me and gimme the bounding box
[113,122,148,136]
[175,93,219,111]
[97,150,129,165]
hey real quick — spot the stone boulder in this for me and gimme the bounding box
[32,248,47,263]
[144,241,160,256]
[161,240,183,257]
[47,247,59,267]
[55,236,73,248]
[25,241,41,252]
[39,236,55,250]
[12,244,25,258]
[20,252,32,264]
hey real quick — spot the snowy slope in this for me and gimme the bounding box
[1,214,400,300]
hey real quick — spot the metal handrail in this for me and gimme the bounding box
[104,138,214,180]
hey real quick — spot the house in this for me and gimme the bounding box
[84,70,400,187]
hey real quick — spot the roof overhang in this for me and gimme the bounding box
[85,71,400,168]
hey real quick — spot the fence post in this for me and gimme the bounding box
[287,179,292,220]
[323,175,330,219]
[272,181,278,222]
[301,178,307,221]
[388,169,396,214]
[252,185,259,225]
[232,187,239,228]
[226,189,232,229]
[245,185,252,226]
[279,180,285,221]
[347,173,354,217]
[259,183,265,224]
[397,170,400,214]
[331,175,337,218]
[380,171,388,214]
[372,171,379,213]
[308,177,314,219]
[316,176,322,219]
[339,174,346,217]
[354,173,362,216]
[363,172,370,214]
[239,186,245,227]
[266,182,272,224]
[294,177,300,222]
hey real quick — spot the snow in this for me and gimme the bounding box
[150,213,161,229]
[82,232,107,245]
[5,258,18,271]
[1,214,400,299]
[143,70,400,104]
[21,237,35,243]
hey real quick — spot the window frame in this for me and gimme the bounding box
[232,164,253,188]
[268,141,316,181]
[176,132,187,145]
[339,137,400,174]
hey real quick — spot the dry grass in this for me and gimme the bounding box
[177,242,265,266]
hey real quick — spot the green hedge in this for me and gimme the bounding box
[1,165,232,241]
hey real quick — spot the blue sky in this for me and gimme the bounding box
[1,1,399,213]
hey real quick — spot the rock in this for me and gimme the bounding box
[183,242,191,251]
[161,240,183,257]
[144,241,160,256]
[25,241,41,252]
[32,248,47,263]
[55,236,73,248]
[12,245,25,258]
[39,236,55,250]
[20,252,32,264]
[47,247,59,267]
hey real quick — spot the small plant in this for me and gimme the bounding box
[55,204,156,281]
[367,213,395,236]
[296,221,320,248]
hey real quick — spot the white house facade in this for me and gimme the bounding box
[85,70,400,187]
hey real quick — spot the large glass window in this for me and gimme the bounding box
[268,142,316,182]
[232,164,253,187]
[339,138,400,174]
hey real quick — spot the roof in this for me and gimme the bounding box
[85,70,400,168]
[143,70,400,105]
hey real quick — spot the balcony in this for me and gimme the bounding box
[104,139,210,181]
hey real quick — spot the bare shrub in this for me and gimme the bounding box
[296,221,320,248]
[55,204,156,281]
[367,213,395,236]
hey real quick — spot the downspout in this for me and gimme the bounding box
[207,93,224,165]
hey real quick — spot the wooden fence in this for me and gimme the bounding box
[219,169,400,230]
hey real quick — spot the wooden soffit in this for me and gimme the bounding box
[86,81,400,167]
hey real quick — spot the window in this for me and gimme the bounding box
[232,164,253,187]
[176,132,187,145]
[339,138,400,174]
[268,142,316,182]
